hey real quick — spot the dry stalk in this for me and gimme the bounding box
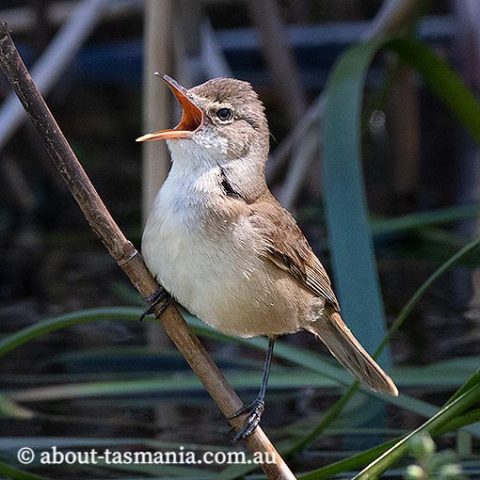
[0,21,296,480]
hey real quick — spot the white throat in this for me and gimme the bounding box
[164,139,226,206]
[161,138,266,209]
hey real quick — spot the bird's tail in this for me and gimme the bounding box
[305,309,398,396]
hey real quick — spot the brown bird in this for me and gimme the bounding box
[137,75,398,441]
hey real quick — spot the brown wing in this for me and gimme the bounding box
[250,193,340,311]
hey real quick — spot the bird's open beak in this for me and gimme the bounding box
[136,75,204,142]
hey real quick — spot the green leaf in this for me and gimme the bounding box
[446,370,480,406]
[0,307,141,359]
[0,460,51,480]
[7,369,338,403]
[322,35,480,364]
[297,440,397,480]
[298,379,480,480]
[386,38,480,143]
[0,395,34,420]
[374,236,480,355]
[351,380,480,479]
[323,38,390,361]
[371,203,480,236]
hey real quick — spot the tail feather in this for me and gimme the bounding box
[306,311,398,396]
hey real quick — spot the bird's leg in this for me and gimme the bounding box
[230,337,275,441]
[139,287,173,321]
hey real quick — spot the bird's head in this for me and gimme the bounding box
[136,75,270,167]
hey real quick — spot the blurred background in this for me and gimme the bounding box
[0,0,479,478]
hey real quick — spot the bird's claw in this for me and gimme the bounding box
[139,287,173,321]
[229,398,265,442]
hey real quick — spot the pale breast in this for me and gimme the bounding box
[142,183,314,338]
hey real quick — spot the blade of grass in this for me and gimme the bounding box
[0,460,51,480]
[322,38,391,361]
[7,369,339,403]
[0,395,34,420]
[0,307,141,358]
[437,409,480,435]
[374,236,480,355]
[297,440,397,480]
[445,371,480,405]
[298,372,480,480]
[371,203,480,236]
[351,380,480,479]
[286,383,358,457]
[386,37,480,142]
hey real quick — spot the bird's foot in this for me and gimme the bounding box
[229,398,265,442]
[139,287,173,321]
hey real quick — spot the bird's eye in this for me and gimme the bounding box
[216,108,233,122]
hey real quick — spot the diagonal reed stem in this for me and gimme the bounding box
[0,21,295,480]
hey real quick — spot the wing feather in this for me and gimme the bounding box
[250,194,340,311]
